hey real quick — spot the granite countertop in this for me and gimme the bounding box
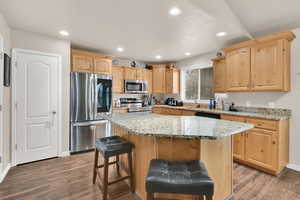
[104,112,254,139]
[153,105,291,120]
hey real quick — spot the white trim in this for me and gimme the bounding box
[59,151,70,157]
[0,163,11,183]
[11,48,63,166]
[287,164,300,172]
[0,34,3,171]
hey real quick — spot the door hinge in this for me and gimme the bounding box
[15,102,18,109]
[0,105,2,111]
[0,156,2,163]
[15,144,18,150]
[14,61,18,68]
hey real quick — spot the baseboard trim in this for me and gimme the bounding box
[59,151,70,157]
[0,163,11,183]
[287,164,300,172]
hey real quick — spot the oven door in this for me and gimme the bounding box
[125,80,147,93]
[94,74,112,120]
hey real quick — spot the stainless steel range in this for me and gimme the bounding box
[119,98,151,112]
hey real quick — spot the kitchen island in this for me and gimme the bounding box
[105,112,253,200]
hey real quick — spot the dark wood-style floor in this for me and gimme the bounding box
[0,152,300,200]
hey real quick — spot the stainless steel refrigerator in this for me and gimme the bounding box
[70,72,112,153]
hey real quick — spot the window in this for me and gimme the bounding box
[181,67,214,102]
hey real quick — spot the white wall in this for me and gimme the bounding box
[11,29,71,153]
[0,12,11,174]
[176,52,215,69]
[176,28,300,167]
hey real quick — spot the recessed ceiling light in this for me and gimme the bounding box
[59,30,69,36]
[117,47,124,52]
[169,7,182,16]
[155,55,162,59]
[185,52,191,56]
[216,32,227,37]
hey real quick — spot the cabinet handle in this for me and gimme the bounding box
[272,141,276,145]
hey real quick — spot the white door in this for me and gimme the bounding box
[15,50,59,164]
[0,35,3,170]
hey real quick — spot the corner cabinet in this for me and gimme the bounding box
[215,30,295,93]
[213,57,227,93]
[165,68,180,94]
[221,114,289,175]
[71,49,112,74]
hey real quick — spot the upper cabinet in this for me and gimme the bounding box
[152,65,166,94]
[112,66,124,93]
[146,70,153,93]
[71,50,93,73]
[124,67,137,80]
[165,68,180,94]
[94,56,112,75]
[71,49,112,74]
[213,57,226,93]
[226,48,251,92]
[214,31,295,93]
[136,68,147,80]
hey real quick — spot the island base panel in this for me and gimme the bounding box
[113,124,233,200]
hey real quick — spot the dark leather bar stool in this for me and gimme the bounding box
[93,136,134,200]
[146,159,214,200]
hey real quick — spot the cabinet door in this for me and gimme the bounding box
[124,67,137,80]
[221,115,246,160]
[152,65,166,93]
[245,129,278,171]
[112,66,124,93]
[251,40,284,91]
[146,70,153,93]
[93,57,112,75]
[226,48,251,91]
[166,68,180,94]
[71,53,93,73]
[136,68,147,80]
[213,58,226,93]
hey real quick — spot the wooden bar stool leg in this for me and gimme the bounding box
[116,155,120,176]
[127,151,134,193]
[92,149,99,184]
[205,195,213,200]
[147,193,154,200]
[102,157,109,200]
[197,195,204,200]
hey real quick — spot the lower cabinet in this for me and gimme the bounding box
[245,129,277,171]
[221,114,289,175]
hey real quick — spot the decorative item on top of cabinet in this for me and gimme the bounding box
[165,68,180,94]
[212,57,226,93]
[152,64,166,94]
[222,30,295,92]
[112,66,124,93]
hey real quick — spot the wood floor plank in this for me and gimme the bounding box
[0,153,300,200]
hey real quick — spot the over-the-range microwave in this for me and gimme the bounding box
[124,80,148,94]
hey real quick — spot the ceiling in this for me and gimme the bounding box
[0,0,299,62]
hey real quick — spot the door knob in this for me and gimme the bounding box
[52,111,57,114]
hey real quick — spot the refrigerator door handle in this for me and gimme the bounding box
[73,120,108,127]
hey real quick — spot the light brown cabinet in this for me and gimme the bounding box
[213,57,226,93]
[251,39,290,91]
[217,31,295,93]
[146,70,153,93]
[221,114,289,175]
[152,65,166,94]
[71,50,93,73]
[136,68,147,80]
[112,66,124,93]
[71,49,112,74]
[245,129,277,170]
[226,48,251,92]
[165,68,180,94]
[94,57,112,75]
[124,67,137,80]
